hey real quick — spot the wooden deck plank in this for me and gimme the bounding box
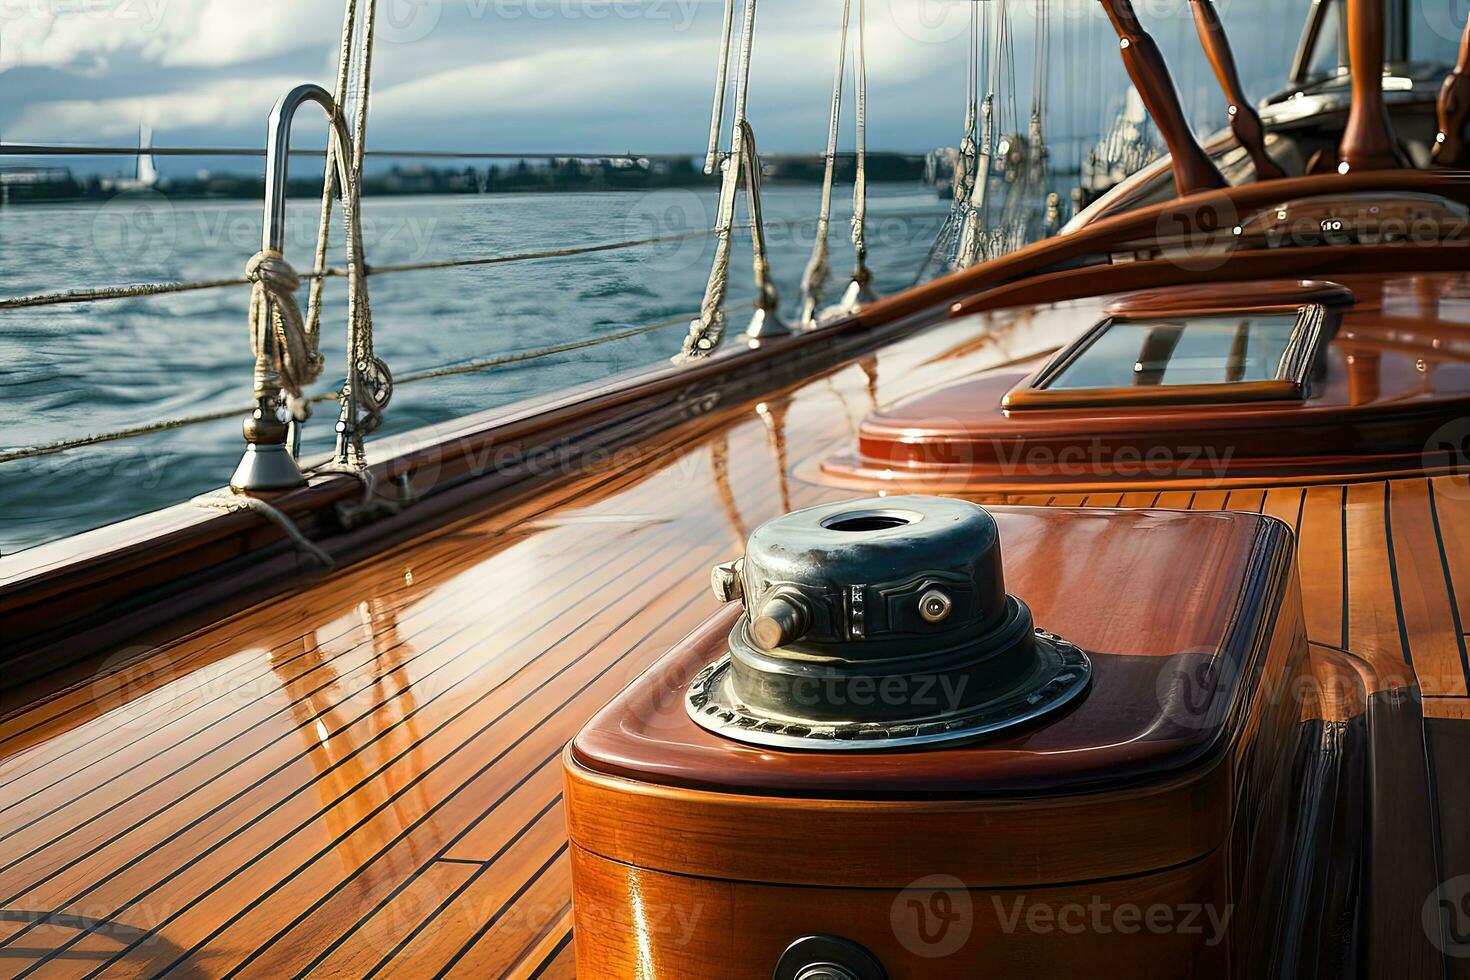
[1299,486,1347,651]
[441,851,572,979]
[523,929,576,980]
[1387,481,1469,695]
[0,520,637,852]
[1428,476,1470,640]
[1190,490,1230,511]
[1153,491,1197,509]
[1260,488,1305,534]
[1224,490,1266,513]
[356,799,570,978]
[1345,482,1414,685]
[508,915,575,980]
[272,759,565,974]
[1118,492,1159,508]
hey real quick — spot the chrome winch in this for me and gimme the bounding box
[688,495,1091,750]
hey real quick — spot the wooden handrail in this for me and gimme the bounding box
[1433,13,1470,165]
[1188,0,1284,180]
[1097,0,1227,196]
[1339,0,1405,171]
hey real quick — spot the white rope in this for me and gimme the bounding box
[798,0,850,326]
[681,0,759,359]
[194,491,335,569]
[850,0,870,285]
[245,250,324,422]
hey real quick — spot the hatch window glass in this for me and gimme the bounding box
[1041,313,1302,390]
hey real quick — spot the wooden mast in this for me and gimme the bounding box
[1188,0,1284,179]
[1339,0,1405,171]
[1432,13,1470,165]
[1097,0,1227,196]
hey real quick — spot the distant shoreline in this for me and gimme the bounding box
[0,155,933,207]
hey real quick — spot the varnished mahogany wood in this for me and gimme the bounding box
[1339,0,1405,171]
[1433,12,1470,165]
[566,507,1305,975]
[1101,279,1354,316]
[1097,0,1228,196]
[572,509,1297,800]
[569,842,1232,979]
[1188,0,1285,180]
[0,291,1463,974]
[837,274,1470,490]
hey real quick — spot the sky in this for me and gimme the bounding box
[0,0,1327,175]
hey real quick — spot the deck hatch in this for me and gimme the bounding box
[1005,302,1331,409]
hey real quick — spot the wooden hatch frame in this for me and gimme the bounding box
[1000,304,1329,410]
[1002,281,1350,410]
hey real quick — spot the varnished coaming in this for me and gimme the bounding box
[829,273,1470,490]
[1101,279,1354,317]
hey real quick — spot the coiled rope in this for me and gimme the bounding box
[246,250,323,422]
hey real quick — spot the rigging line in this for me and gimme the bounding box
[0,208,947,314]
[851,0,870,278]
[0,229,721,311]
[704,0,738,174]
[680,0,761,358]
[0,142,905,162]
[797,0,851,325]
[0,312,704,465]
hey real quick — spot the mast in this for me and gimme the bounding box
[1096,0,1226,196]
[1338,0,1405,171]
[1187,0,1284,180]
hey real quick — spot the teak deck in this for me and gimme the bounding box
[0,288,1466,977]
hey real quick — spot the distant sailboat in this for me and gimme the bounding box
[101,124,159,191]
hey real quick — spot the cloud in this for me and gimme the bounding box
[0,0,337,72]
[4,72,303,139]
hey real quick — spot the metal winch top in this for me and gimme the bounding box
[687,495,1091,750]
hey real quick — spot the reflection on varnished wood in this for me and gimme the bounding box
[0,271,1464,976]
